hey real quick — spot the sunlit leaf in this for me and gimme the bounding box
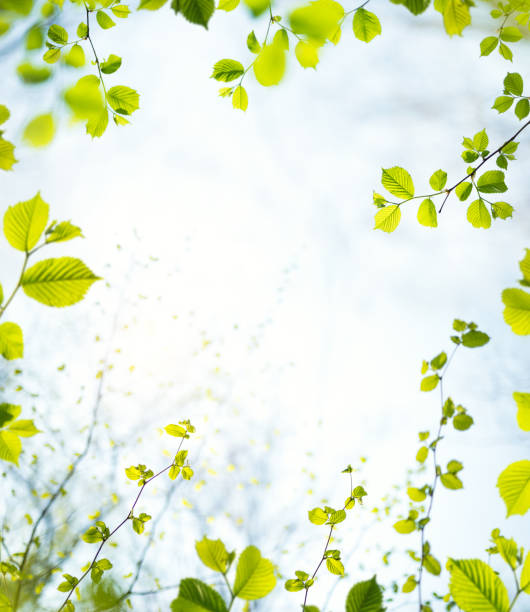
[233,546,276,600]
[497,460,530,516]
[448,558,509,611]
[3,192,49,252]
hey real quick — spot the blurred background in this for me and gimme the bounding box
[0,0,529,609]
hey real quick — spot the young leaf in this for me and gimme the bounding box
[218,0,240,10]
[21,257,100,307]
[345,576,383,612]
[461,330,490,347]
[492,96,513,114]
[195,537,229,573]
[106,86,140,115]
[393,519,416,534]
[0,137,17,170]
[502,288,530,335]
[491,202,513,220]
[232,86,248,111]
[417,198,437,228]
[23,113,55,148]
[429,169,447,191]
[515,98,529,120]
[253,41,286,86]
[46,221,83,243]
[0,430,22,465]
[497,460,530,516]
[503,72,523,96]
[466,200,491,229]
[308,507,328,525]
[352,8,381,43]
[233,546,276,600]
[500,27,522,42]
[374,205,401,233]
[170,578,228,612]
[420,375,439,391]
[211,59,244,82]
[295,40,319,69]
[443,0,471,37]
[101,54,122,74]
[381,167,414,199]
[480,36,498,56]
[96,10,116,28]
[48,24,68,45]
[3,192,49,251]
[448,558,509,612]
[172,0,215,29]
[65,44,85,68]
[326,557,344,575]
[476,171,507,194]
[246,31,260,53]
[513,392,530,432]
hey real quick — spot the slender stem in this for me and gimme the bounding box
[417,345,459,609]
[0,252,29,320]
[302,525,335,611]
[57,438,187,611]
[438,118,530,213]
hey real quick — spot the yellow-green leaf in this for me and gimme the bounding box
[467,200,491,229]
[352,8,381,43]
[381,167,414,199]
[393,519,416,534]
[0,137,17,170]
[407,487,426,502]
[521,552,530,593]
[218,0,239,10]
[295,40,319,68]
[374,205,401,233]
[0,322,24,360]
[23,113,55,148]
[233,546,276,600]
[195,537,229,573]
[21,257,100,307]
[3,192,49,252]
[96,10,116,28]
[497,460,530,516]
[106,86,140,115]
[46,221,83,244]
[232,86,248,111]
[443,0,471,36]
[326,558,344,575]
[253,41,286,87]
[502,288,530,335]
[417,198,438,227]
[8,419,40,437]
[513,392,530,432]
[65,44,85,67]
[0,430,22,465]
[448,558,509,612]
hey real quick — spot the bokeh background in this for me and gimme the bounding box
[1,1,529,609]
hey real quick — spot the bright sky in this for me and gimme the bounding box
[1,1,529,610]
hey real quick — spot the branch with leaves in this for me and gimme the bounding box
[56,420,196,612]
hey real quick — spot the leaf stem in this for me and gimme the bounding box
[0,252,29,320]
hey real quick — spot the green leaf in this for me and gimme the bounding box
[295,40,319,69]
[8,420,40,437]
[233,546,276,600]
[86,108,109,139]
[473,129,489,151]
[23,114,55,148]
[326,557,344,575]
[211,59,244,82]
[77,22,88,37]
[515,98,530,120]
[461,330,490,347]
[3,192,49,252]
[513,392,530,432]
[21,257,100,307]
[308,507,328,525]
[232,86,248,111]
[429,169,447,191]
[253,41,286,86]
[401,0,430,15]
[65,44,85,68]
[492,96,513,114]
[503,72,523,96]
[416,198,437,227]
[430,351,447,370]
[165,424,187,437]
[352,8,381,43]
[289,0,344,41]
[96,10,116,28]
[172,0,215,28]
[440,473,463,489]
[64,75,105,122]
[345,575,383,612]
[394,519,416,534]
[0,322,23,360]
[420,375,439,391]
[171,578,228,612]
[407,487,426,502]
[467,200,491,229]
[521,552,530,593]
[494,537,518,570]
[0,105,9,125]
[443,0,470,36]
[424,554,441,576]
[497,460,530,516]
[48,24,68,45]
[111,5,131,17]
[218,0,239,10]
[381,167,414,199]
[284,578,305,592]
[0,136,16,170]
[26,27,44,50]
[374,205,401,233]
[0,430,22,465]
[139,0,168,8]
[195,537,229,573]
[453,413,474,431]
[480,36,498,56]
[498,42,513,61]
[491,202,513,220]
[247,31,260,53]
[0,404,21,427]
[101,54,122,74]
[46,221,83,243]
[500,27,522,42]
[416,446,428,462]
[274,29,289,51]
[327,509,346,524]
[502,288,530,335]
[43,47,61,64]
[519,248,530,284]
[448,558,509,612]
[402,575,417,593]
[447,459,463,473]
[106,86,140,115]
